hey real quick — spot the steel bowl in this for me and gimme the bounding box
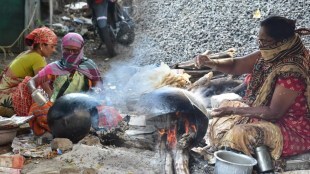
[214,150,257,174]
[0,127,18,145]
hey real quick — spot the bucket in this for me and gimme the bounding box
[214,150,257,174]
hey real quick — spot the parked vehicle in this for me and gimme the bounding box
[87,0,135,57]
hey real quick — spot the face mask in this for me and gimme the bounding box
[63,52,79,64]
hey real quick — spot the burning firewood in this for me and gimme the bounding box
[178,129,197,149]
[174,127,197,174]
[94,116,131,146]
[157,116,199,174]
[174,149,190,174]
[137,87,209,173]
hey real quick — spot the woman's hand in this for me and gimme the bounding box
[210,107,236,117]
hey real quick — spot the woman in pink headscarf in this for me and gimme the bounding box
[27,32,102,136]
[0,27,57,117]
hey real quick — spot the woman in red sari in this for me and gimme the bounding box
[195,16,310,159]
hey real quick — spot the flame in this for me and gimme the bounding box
[159,115,198,149]
[184,119,197,134]
[167,125,177,148]
[158,128,166,136]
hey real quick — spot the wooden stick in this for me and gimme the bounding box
[165,151,174,174]
[178,131,196,150]
[188,72,213,91]
[173,48,236,69]
[174,148,190,174]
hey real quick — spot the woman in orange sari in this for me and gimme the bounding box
[0,27,57,117]
[195,16,310,159]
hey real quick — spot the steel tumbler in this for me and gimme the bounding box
[31,89,48,106]
[255,145,274,172]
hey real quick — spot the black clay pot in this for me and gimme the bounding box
[47,93,101,143]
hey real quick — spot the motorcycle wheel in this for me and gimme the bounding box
[98,26,117,57]
[117,22,135,45]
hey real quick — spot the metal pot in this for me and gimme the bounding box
[137,87,209,119]
[136,87,209,145]
[214,150,257,174]
[47,93,101,143]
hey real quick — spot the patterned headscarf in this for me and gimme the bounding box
[38,33,101,81]
[245,33,310,109]
[25,27,57,46]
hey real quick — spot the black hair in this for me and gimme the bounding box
[32,43,40,50]
[25,38,34,46]
[31,43,48,51]
[260,16,296,42]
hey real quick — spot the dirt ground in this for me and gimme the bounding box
[22,144,162,174]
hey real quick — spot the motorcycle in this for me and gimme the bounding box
[87,0,135,57]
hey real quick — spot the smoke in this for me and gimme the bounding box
[187,88,211,111]
[86,61,160,113]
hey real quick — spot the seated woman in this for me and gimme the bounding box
[27,32,102,136]
[195,16,310,160]
[0,27,57,117]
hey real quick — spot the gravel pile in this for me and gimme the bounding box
[128,0,310,66]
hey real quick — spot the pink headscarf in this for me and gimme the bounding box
[38,33,101,81]
[60,32,85,70]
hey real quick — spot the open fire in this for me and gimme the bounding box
[156,112,199,174]
[137,87,209,174]
[159,113,198,150]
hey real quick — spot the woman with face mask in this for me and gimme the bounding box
[194,16,310,160]
[27,32,102,136]
[0,27,57,117]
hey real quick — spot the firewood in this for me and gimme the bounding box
[174,148,190,174]
[174,59,197,69]
[183,69,213,76]
[177,131,197,150]
[208,48,236,59]
[188,72,213,91]
[165,151,174,174]
[172,48,236,70]
[174,129,196,174]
